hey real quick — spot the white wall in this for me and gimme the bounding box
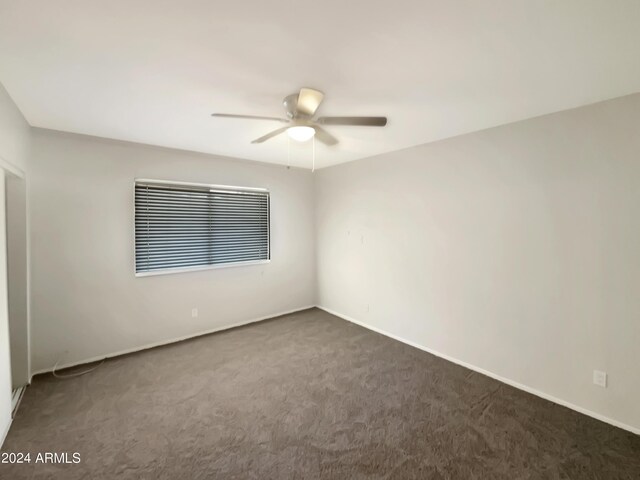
[0,82,30,445]
[0,83,29,175]
[0,170,11,443]
[29,129,316,373]
[6,176,29,388]
[316,93,640,432]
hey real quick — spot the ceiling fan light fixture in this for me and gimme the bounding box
[287,125,315,142]
[215,88,387,145]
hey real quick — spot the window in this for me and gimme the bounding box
[135,180,270,275]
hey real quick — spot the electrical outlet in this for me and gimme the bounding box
[191,308,198,318]
[593,370,607,388]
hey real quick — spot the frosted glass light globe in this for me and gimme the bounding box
[287,126,315,142]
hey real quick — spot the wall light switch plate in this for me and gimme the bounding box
[593,370,607,388]
[191,308,198,318]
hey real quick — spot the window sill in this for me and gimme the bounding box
[135,259,271,277]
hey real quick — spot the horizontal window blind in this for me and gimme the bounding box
[135,181,269,274]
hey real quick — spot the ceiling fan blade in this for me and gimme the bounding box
[251,126,289,144]
[317,116,387,126]
[212,113,288,123]
[296,88,324,117]
[313,126,339,146]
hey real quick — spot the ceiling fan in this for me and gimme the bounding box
[211,88,387,146]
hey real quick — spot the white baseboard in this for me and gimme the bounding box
[1,387,27,448]
[28,303,639,436]
[317,305,640,436]
[31,305,315,378]
[0,416,12,449]
[11,386,26,416]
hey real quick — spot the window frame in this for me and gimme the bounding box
[133,178,270,277]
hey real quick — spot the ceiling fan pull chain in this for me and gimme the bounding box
[287,135,291,169]
[312,135,315,173]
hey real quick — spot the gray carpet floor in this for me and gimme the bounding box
[1,308,639,479]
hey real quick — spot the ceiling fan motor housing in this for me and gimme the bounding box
[283,94,299,119]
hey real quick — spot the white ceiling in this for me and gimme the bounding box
[1,1,639,169]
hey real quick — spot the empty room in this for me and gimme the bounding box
[0,1,639,478]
